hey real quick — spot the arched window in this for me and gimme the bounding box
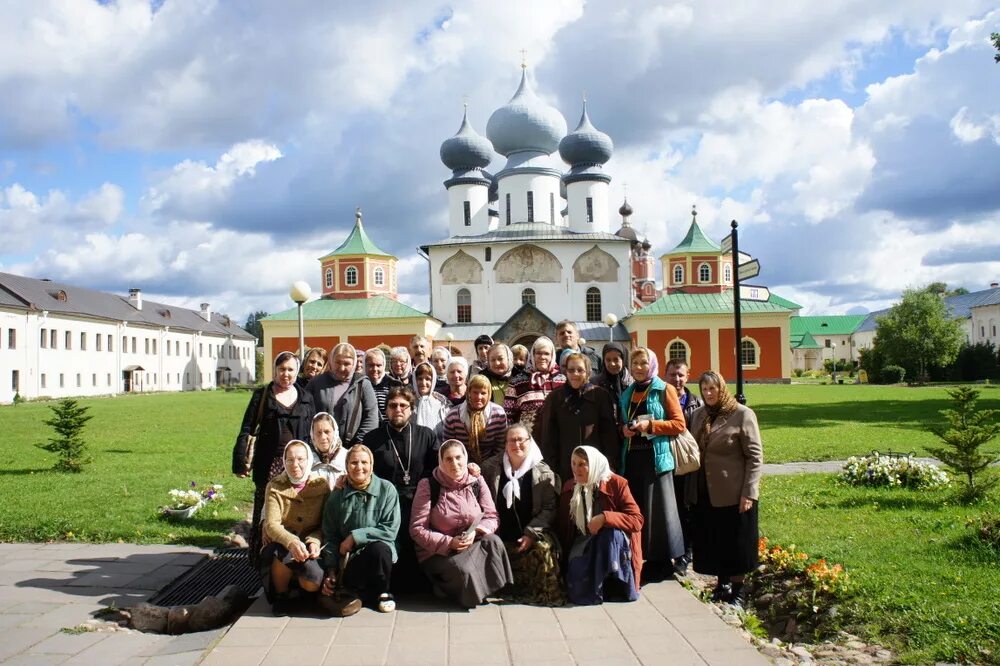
[673,265,684,284]
[345,266,358,286]
[325,268,333,288]
[698,263,711,283]
[521,288,536,307]
[374,267,385,287]
[586,287,601,322]
[457,289,472,324]
[741,338,759,368]
[724,263,732,283]
[667,339,689,365]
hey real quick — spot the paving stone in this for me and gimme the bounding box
[23,602,104,629]
[449,641,512,665]
[142,649,206,666]
[200,645,267,666]
[700,647,770,665]
[384,642,448,665]
[450,620,505,643]
[25,630,108,655]
[334,611,392,628]
[0,626,54,661]
[331,625,393,646]
[508,639,573,665]
[71,632,166,665]
[0,559,66,572]
[215,625,283,648]
[3,654,70,665]
[167,552,210,567]
[502,621,564,642]
[0,613,37,629]
[394,611,447,628]
[13,572,80,588]
[273,626,336,648]
[566,636,636,662]
[151,628,226,655]
[448,604,502,625]
[261,642,332,666]
[321,644,387,666]
[556,618,624,640]
[684,628,763,654]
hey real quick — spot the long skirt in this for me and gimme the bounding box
[565,528,639,606]
[691,498,759,578]
[258,543,325,602]
[420,534,513,608]
[504,532,564,606]
[624,450,685,566]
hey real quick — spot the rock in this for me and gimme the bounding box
[846,640,867,650]
[790,645,813,661]
[774,658,795,666]
[128,603,168,633]
[784,617,798,638]
[874,650,891,659]
[849,654,874,664]
[761,645,785,658]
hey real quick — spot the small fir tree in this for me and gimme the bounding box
[37,398,93,472]
[926,387,1000,501]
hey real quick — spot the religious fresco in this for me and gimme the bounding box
[439,250,484,284]
[494,244,562,283]
[573,245,619,282]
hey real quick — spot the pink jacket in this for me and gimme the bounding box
[409,467,499,562]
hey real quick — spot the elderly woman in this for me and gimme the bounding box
[482,343,514,405]
[445,356,469,406]
[234,351,316,558]
[536,352,619,484]
[310,412,345,490]
[413,361,449,437]
[481,425,563,605]
[409,440,513,608]
[297,347,328,389]
[387,346,414,389]
[558,446,643,605]
[261,440,331,615]
[620,347,687,583]
[687,371,762,607]
[430,346,452,395]
[591,342,633,423]
[321,445,401,615]
[503,336,566,432]
[442,374,508,466]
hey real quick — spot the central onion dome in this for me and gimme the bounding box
[559,102,613,166]
[440,107,493,171]
[486,69,567,157]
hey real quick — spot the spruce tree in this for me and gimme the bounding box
[37,398,93,472]
[927,387,1000,501]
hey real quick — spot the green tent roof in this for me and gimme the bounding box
[790,315,866,337]
[320,215,393,259]
[791,331,822,349]
[632,289,801,316]
[664,220,721,255]
[264,295,427,321]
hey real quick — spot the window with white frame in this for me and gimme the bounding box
[673,265,684,284]
[586,287,602,322]
[741,338,759,368]
[521,288,536,307]
[724,263,732,283]
[345,266,358,286]
[457,288,472,324]
[325,268,333,288]
[698,263,711,283]
[667,339,689,365]
[374,267,385,286]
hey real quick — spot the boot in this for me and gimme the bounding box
[271,592,291,617]
[710,580,732,602]
[729,582,747,608]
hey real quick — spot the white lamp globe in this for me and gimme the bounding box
[289,281,312,304]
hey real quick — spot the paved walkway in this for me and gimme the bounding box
[202,583,767,666]
[0,543,218,665]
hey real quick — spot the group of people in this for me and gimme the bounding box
[232,320,763,615]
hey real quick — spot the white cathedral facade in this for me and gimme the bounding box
[424,68,635,335]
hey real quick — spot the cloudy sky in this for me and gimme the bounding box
[1,0,998,323]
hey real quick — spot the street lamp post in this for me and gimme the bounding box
[289,281,312,363]
[603,313,618,344]
[830,342,837,384]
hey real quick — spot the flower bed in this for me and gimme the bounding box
[160,482,226,519]
[747,537,852,642]
[840,453,949,490]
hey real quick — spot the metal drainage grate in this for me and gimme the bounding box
[148,548,261,607]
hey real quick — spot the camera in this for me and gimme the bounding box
[626,419,638,430]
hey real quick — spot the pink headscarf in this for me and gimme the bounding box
[639,347,659,381]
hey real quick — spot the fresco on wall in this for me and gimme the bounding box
[573,245,619,282]
[495,245,562,283]
[440,250,483,285]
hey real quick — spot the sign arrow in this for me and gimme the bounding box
[737,258,760,281]
[720,234,732,254]
[738,284,770,302]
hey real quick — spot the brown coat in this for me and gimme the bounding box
[263,474,331,549]
[687,403,763,507]
[558,474,644,592]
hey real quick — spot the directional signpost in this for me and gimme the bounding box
[727,221,766,405]
[737,258,760,281]
[739,284,770,302]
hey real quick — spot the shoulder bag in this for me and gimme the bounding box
[234,388,268,475]
[670,428,701,476]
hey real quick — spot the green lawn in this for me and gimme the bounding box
[761,474,1000,664]
[743,383,1000,463]
[0,391,257,546]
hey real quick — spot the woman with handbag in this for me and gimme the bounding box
[558,445,643,605]
[233,351,316,559]
[618,347,688,584]
[409,440,513,608]
[687,371,763,608]
[320,445,401,615]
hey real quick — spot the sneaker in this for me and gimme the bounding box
[377,593,396,613]
[672,555,691,577]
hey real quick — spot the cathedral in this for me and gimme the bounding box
[261,68,797,381]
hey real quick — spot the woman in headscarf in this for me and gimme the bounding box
[591,342,633,423]
[320,445,401,615]
[503,336,566,431]
[481,425,564,605]
[261,440,330,615]
[413,361,449,438]
[445,356,469,406]
[430,346,452,395]
[687,371,762,608]
[409,440,513,608]
[482,343,514,405]
[442,374,508,466]
[387,346,414,389]
[619,347,688,584]
[296,347,327,389]
[233,351,316,560]
[535,352,619,484]
[310,412,346,490]
[558,446,643,605]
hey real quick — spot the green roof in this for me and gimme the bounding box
[664,220,721,255]
[632,289,800,316]
[791,331,821,349]
[264,295,427,321]
[790,315,866,337]
[320,217,393,259]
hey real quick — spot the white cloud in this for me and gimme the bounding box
[0,182,123,253]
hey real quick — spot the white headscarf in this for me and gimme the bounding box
[569,445,612,535]
[501,431,544,509]
[283,440,314,485]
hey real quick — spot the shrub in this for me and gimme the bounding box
[37,398,93,472]
[840,453,950,490]
[792,368,805,378]
[967,512,1000,550]
[881,365,906,384]
[927,386,1000,503]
